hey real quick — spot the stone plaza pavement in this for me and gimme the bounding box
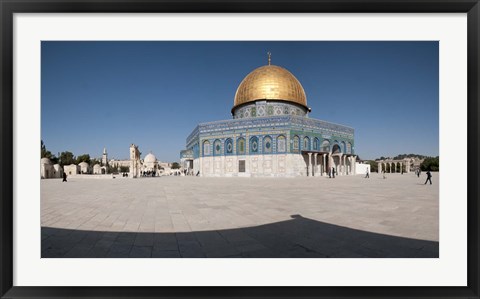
[41,173,439,258]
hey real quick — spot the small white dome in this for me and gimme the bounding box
[93,164,101,170]
[53,164,62,170]
[144,153,157,163]
[41,157,52,165]
[79,162,89,167]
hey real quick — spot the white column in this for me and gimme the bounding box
[322,154,326,176]
[353,156,356,174]
[339,155,342,175]
[349,156,352,175]
[346,156,349,175]
[339,155,343,175]
[348,156,353,175]
[314,153,318,177]
[308,153,312,177]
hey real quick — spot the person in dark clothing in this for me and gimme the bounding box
[62,172,67,182]
[424,170,432,185]
[328,168,331,178]
[332,167,335,178]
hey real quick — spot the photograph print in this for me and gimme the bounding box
[40,41,439,258]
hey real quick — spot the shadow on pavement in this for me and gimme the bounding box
[42,214,438,258]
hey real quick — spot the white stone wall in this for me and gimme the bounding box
[355,162,371,175]
[108,160,131,168]
[41,163,55,179]
[195,154,309,177]
[63,164,79,176]
[53,164,63,178]
[129,160,141,178]
[93,165,102,174]
[79,163,90,174]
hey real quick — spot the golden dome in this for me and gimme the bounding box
[233,64,307,110]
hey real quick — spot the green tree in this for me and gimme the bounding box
[367,160,378,173]
[120,166,130,173]
[171,162,180,169]
[90,158,101,166]
[41,140,53,159]
[59,151,75,166]
[76,154,91,165]
[41,140,59,164]
[420,156,439,171]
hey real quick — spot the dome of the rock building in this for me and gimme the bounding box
[144,153,156,163]
[233,64,307,111]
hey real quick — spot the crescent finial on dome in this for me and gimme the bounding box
[267,51,271,65]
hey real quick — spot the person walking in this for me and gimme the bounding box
[424,170,432,185]
[62,172,67,182]
[332,167,336,178]
[365,169,370,178]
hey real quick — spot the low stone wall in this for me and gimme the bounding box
[68,174,116,179]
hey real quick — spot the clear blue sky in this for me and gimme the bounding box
[41,41,439,162]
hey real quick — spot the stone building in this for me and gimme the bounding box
[129,144,141,178]
[93,164,103,174]
[78,161,91,174]
[181,55,356,177]
[53,164,63,178]
[63,164,79,176]
[377,157,424,173]
[40,157,54,179]
[40,157,63,179]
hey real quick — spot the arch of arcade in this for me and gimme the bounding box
[377,159,413,173]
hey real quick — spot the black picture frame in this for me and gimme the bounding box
[1,1,479,298]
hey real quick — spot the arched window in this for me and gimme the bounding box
[313,138,319,151]
[292,135,300,152]
[277,135,286,153]
[332,143,341,154]
[321,140,330,152]
[203,140,211,156]
[225,138,233,155]
[237,137,246,155]
[346,142,352,154]
[263,136,273,154]
[213,139,222,156]
[250,136,259,154]
[303,137,310,151]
